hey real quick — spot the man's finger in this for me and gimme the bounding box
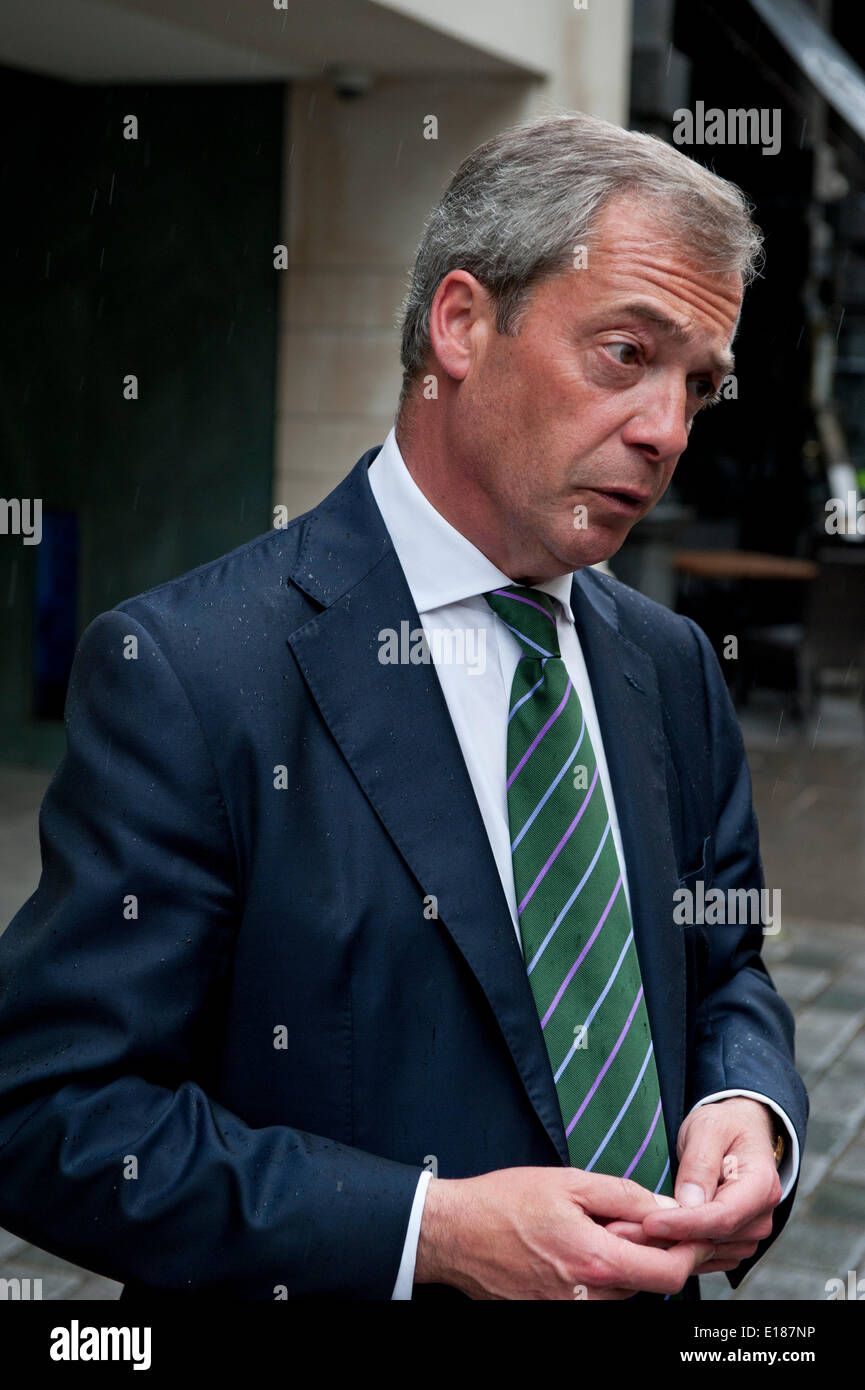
[643,1169,768,1241]
[573,1171,679,1225]
[698,1239,761,1274]
[612,1209,771,1248]
[603,1218,674,1248]
[731,1212,775,1242]
[590,1224,715,1295]
[580,1285,644,1301]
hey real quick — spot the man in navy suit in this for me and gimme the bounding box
[0,111,806,1301]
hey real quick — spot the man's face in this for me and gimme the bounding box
[443,193,743,581]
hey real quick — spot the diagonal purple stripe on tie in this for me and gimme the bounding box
[511,718,585,852]
[623,1097,664,1179]
[565,981,643,1137]
[539,871,621,1027]
[517,763,600,915]
[507,679,572,791]
[490,589,557,625]
[553,928,635,1084]
[583,1039,654,1168]
[527,817,611,975]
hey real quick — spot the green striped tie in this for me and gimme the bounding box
[484,584,674,1198]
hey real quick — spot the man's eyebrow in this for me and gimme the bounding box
[603,300,735,376]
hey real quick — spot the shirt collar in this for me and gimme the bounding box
[367,426,576,622]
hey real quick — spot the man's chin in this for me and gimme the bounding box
[556,522,630,572]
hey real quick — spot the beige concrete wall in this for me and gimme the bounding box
[557,0,634,123]
[273,2,633,518]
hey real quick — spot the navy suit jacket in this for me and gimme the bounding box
[0,446,807,1301]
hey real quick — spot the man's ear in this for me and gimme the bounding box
[428,269,492,385]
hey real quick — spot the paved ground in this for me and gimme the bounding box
[1,691,863,1301]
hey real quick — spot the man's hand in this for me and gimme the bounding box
[414,1166,715,1300]
[607,1098,782,1275]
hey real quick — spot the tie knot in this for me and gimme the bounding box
[483,584,561,660]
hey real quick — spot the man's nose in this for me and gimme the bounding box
[620,383,690,462]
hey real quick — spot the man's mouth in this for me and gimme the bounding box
[587,487,651,515]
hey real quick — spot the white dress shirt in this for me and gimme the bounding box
[365,426,799,1298]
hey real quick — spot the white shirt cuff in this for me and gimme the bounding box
[391,1168,433,1299]
[689,1088,800,1202]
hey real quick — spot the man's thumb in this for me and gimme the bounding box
[676,1180,706,1208]
[675,1136,725,1206]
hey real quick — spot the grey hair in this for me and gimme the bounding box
[396,109,762,413]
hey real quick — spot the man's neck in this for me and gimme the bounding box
[393,413,566,585]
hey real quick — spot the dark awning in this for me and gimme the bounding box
[748,0,865,145]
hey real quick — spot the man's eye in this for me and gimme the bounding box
[689,378,720,403]
[606,342,641,365]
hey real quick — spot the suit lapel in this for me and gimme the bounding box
[286,451,571,1165]
[570,571,687,1153]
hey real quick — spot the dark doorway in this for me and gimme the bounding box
[0,68,284,764]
